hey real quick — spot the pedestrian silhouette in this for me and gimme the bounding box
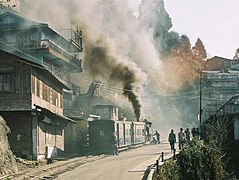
[195,128,200,140]
[153,131,160,144]
[111,132,118,155]
[178,128,185,150]
[168,129,176,152]
[191,127,196,138]
[184,128,191,142]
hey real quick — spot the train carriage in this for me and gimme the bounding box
[88,119,115,154]
[131,121,146,145]
[88,119,146,154]
[115,120,132,147]
[115,121,124,147]
[124,122,132,146]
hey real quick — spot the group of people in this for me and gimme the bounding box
[168,127,200,151]
[111,127,200,155]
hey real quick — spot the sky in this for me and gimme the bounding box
[130,0,239,59]
[163,0,239,59]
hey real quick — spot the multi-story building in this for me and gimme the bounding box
[202,56,239,122]
[202,71,239,120]
[0,11,83,87]
[0,6,83,160]
[0,46,76,160]
[201,56,239,178]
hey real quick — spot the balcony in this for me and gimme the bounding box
[7,39,82,72]
[43,61,72,88]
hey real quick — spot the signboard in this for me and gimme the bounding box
[234,119,239,140]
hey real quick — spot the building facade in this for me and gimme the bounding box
[0,49,74,160]
[0,8,83,160]
[202,56,239,122]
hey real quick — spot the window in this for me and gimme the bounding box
[31,76,35,94]
[0,74,11,91]
[43,84,48,101]
[39,81,43,98]
[57,93,61,107]
[50,87,53,103]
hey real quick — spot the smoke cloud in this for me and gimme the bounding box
[84,39,143,120]
[20,0,200,138]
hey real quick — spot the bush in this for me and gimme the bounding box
[155,159,180,180]
[155,139,231,180]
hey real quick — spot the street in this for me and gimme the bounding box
[55,142,171,180]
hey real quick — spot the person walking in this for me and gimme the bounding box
[111,132,119,155]
[153,131,160,144]
[178,128,185,150]
[168,129,176,152]
[195,128,200,140]
[184,128,191,142]
[191,127,196,138]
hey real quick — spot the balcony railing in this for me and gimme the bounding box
[43,61,70,82]
[7,39,82,69]
[204,75,239,80]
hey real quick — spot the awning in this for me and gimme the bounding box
[34,105,75,126]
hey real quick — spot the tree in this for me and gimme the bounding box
[192,38,207,59]
[138,0,172,34]
[233,48,239,60]
[138,0,177,56]
[178,35,191,53]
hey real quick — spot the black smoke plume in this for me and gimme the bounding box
[84,39,141,121]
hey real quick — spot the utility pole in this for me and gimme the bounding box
[199,73,203,124]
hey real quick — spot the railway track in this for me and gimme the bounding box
[4,155,107,180]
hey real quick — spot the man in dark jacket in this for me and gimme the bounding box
[168,129,176,152]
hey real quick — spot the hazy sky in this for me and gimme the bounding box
[130,0,239,59]
[163,0,239,59]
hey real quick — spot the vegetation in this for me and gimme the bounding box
[154,139,232,180]
[203,114,239,178]
[193,38,207,59]
[154,113,239,179]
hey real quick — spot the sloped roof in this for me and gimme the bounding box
[34,105,75,125]
[223,95,239,106]
[207,56,232,62]
[0,47,70,90]
[0,40,43,65]
[0,11,48,30]
[205,56,233,71]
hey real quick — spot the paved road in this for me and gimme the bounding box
[55,142,171,180]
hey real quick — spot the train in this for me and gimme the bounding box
[64,105,153,154]
[88,119,146,154]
